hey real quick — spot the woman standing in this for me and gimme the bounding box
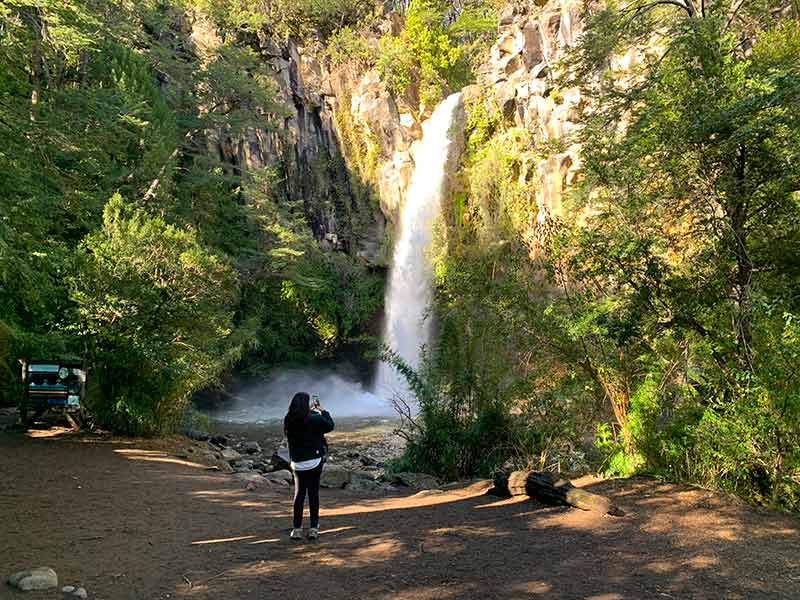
[284,392,334,540]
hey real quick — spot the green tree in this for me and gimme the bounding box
[71,194,239,434]
[377,0,494,106]
[554,13,800,503]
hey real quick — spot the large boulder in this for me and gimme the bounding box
[391,472,440,490]
[231,459,254,472]
[239,441,261,455]
[347,471,383,493]
[235,472,270,491]
[263,470,293,485]
[209,435,230,447]
[320,465,352,489]
[8,567,58,591]
[220,447,241,462]
[185,429,210,442]
[271,447,291,471]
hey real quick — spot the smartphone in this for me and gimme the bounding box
[311,394,321,409]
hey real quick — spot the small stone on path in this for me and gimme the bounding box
[8,567,58,591]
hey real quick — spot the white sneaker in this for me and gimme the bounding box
[307,527,319,540]
[290,528,303,540]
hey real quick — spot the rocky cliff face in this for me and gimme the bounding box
[186,0,590,264]
[479,0,585,224]
[329,0,591,242]
[189,14,392,263]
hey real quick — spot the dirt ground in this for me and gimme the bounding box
[1,429,799,600]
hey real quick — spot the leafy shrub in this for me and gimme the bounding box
[377,35,415,97]
[72,194,239,434]
[382,349,527,480]
[326,25,377,69]
[377,0,495,106]
[194,0,375,39]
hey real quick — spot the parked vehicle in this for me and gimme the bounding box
[20,360,86,427]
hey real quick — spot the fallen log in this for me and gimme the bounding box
[497,470,624,516]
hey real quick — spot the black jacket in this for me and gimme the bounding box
[286,410,335,463]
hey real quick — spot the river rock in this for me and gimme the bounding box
[359,454,378,466]
[263,469,293,485]
[321,465,352,488]
[235,472,270,491]
[392,472,440,490]
[185,429,210,442]
[271,447,291,470]
[209,435,229,447]
[220,448,241,462]
[347,471,383,492]
[239,441,261,454]
[8,567,58,591]
[206,459,233,474]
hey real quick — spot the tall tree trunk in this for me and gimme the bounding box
[730,144,753,370]
[22,8,51,120]
[79,50,91,88]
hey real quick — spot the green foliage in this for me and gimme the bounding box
[421,8,800,509]
[563,16,800,507]
[0,0,385,432]
[377,0,495,106]
[280,0,376,39]
[72,195,238,434]
[463,90,501,157]
[377,35,415,97]
[382,350,520,479]
[594,423,642,477]
[330,89,383,214]
[326,24,377,69]
[194,0,376,40]
[466,127,535,242]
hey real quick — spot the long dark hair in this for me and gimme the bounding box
[284,392,311,435]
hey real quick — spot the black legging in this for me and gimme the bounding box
[293,463,322,529]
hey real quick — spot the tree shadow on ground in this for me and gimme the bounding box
[1,434,798,600]
[171,472,800,600]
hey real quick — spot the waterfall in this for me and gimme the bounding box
[206,94,463,423]
[374,92,464,400]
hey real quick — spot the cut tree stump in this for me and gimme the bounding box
[498,470,624,516]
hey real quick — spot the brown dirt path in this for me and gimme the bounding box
[1,431,799,600]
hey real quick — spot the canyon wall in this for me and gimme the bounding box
[186,0,591,264]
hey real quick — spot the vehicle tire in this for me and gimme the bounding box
[20,405,38,427]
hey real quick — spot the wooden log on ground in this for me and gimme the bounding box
[507,470,530,496]
[500,470,624,516]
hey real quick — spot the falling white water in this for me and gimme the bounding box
[206,94,464,423]
[374,92,464,400]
